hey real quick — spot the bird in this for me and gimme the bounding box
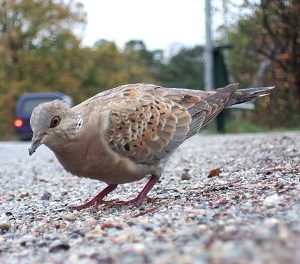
[29,83,274,210]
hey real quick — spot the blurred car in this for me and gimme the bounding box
[13,92,73,140]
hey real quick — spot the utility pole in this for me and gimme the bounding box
[222,0,228,45]
[204,0,213,91]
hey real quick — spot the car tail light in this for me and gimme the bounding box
[14,118,24,128]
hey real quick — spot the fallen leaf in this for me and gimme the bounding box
[208,168,221,178]
[101,222,123,230]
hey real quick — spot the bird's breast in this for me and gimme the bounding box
[53,133,156,184]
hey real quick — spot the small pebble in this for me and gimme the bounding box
[20,192,29,198]
[263,194,282,206]
[0,220,11,231]
[41,192,52,201]
[49,243,70,253]
[65,213,76,221]
[181,171,192,180]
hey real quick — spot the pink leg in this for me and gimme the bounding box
[69,184,118,210]
[114,175,160,205]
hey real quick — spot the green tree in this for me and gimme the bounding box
[222,17,262,88]
[122,40,158,83]
[158,45,204,89]
[0,0,85,80]
[219,0,300,128]
[83,40,127,96]
[0,0,86,138]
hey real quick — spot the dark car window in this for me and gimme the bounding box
[22,98,56,115]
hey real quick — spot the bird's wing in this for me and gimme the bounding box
[93,83,237,165]
[178,84,238,137]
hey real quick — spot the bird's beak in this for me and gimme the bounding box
[28,134,45,156]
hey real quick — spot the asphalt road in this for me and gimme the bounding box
[0,132,300,263]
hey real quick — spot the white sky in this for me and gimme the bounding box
[77,0,225,50]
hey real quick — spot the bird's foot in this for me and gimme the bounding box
[106,175,159,206]
[69,176,159,210]
[69,184,118,210]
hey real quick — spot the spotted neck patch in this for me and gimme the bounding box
[75,115,83,132]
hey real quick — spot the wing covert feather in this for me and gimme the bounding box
[95,83,238,165]
[104,84,192,165]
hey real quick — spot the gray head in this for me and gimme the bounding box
[29,100,82,155]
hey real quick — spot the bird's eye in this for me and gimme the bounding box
[50,116,61,128]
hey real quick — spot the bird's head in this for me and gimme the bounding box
[29,100,82,156]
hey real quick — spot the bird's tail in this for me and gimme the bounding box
[226,86,275,107]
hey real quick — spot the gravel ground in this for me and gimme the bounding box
[0,132,300,264]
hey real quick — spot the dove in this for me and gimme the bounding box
[29,83,274,210]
